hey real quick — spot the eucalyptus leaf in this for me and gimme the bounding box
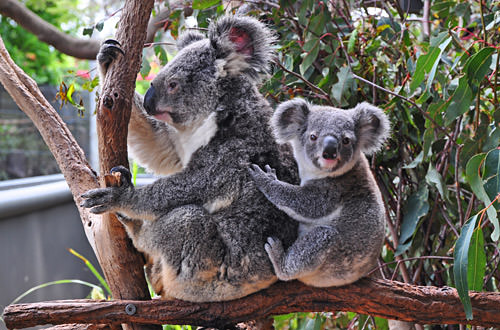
[445,76,473,125]
[410,46,441,93]
[464,47,495,87]
[467,226,486,292]
[454,214,479,320]
[465,153,499,241]
[396,186,429,256]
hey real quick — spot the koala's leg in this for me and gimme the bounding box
[143,204,275,302]
[266,226,336,282]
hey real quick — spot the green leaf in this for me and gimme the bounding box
[445,76,473,125]
[484,148,500,180]
[69,248,112,297]
[66,83,75,104]
[83,27,94,37]
[402,151,423,169]
[95,21,104,32]
[396,186,429,255]
[426,37,451,92]
[464,47,495,86]
[426,164,448,200]
[192,0,221,9]
[331,66,354,106]
[484,148,500,210]
[410,46,441,93]
[10,279,104,305]
[347,29,358,53]
[467,226,486,292]
[465,153,499,240]
[300,39,320,76]
[454,214,479,320]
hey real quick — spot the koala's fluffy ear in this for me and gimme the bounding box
[177,31,205,50]
[353,102,391,155]
[208,15,275,81]
[272,98,310,143]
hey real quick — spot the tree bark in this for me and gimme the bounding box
[4,279,500,329]
[92,1,158,330]
[0,1,159,329]
[0,0,184,59]
[0,28,101,252]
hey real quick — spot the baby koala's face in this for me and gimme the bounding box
[302,108,357,174]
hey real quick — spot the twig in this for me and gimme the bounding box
[274,60,333,105]
[351,73,458,145]
[455,144,465,226]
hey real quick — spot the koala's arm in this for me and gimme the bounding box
[127,94,183,175]
[98,40,182,176]
[249,165,337,223]
[82,161,240,220]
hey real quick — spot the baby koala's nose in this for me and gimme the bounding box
[322,136,338,160]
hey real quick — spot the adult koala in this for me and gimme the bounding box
[82,15,299,302]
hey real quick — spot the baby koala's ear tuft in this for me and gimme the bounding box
[177,30,206,50]
[208,15,275,82]
[353,102,391,155]
[272,98,310,143]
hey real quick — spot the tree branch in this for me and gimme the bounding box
[91,1,158,330]
[0,33,101,251]
[4,279,500,329]
[0,0,100,59]
[0,0,180,60]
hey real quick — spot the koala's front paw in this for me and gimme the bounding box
[265,236,284,269]
[97,39,125,75]
[80,166,133,214]
[248,164,278,183]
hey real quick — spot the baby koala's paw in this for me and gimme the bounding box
[265,236,284,268]
[248,164,278,184]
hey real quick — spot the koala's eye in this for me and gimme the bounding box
[167,81,179,93]
[310,134,318,141]
[342,137,350,145]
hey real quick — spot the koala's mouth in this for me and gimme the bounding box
[318,157,341,171]
[152,108,182,125]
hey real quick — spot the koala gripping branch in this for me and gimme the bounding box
[4,279,500,328]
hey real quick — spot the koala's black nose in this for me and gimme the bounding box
[322,136,338,160]
[143,85,156,115]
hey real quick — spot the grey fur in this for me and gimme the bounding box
[248,98,390,287]
[82,16,299,302]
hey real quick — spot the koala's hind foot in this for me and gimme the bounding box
[97,39,125,75]
[265,226,336,283]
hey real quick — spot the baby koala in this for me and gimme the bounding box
[249,98,390,287]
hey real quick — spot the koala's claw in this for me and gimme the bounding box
[248,164,278,182]
[80,166,132,214]
[110,165,133,187]
[80,187,116,214]
[264,236,284,261]
[263,165,277,177]
[97,39,125,74]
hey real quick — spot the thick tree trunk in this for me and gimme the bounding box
[0,1,158,330]
[4,279,500,329]
[91,1,158,330]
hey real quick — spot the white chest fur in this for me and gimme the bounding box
[174,112,218,167]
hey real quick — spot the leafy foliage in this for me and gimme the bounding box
[0,0,85,85]
[9,0,499,327]
[156,0,499,324]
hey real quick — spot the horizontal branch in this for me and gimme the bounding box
[4,279,500,329]
[0,0,185,60]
